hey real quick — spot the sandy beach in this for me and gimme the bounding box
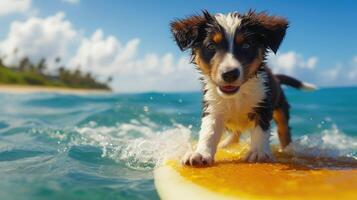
[0,84,111,95]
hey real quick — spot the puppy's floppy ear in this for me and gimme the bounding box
[170,11,211,51]
[244,11,289,54]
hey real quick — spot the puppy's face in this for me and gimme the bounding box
[171,11,288,97]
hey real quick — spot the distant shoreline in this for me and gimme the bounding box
[0,84,111,95]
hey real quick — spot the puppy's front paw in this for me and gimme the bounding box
[181,151,214,167]
[244,149,274,163]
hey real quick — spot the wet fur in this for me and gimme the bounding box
[171,10,307,166]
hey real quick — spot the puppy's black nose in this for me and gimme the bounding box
[222,68,240,83]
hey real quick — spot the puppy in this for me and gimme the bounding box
[170,10,315,166]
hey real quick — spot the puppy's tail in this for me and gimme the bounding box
[275,74,317,91]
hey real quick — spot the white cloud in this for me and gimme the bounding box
[268,52,357,87]
[0,12,77,71]
[268,51,297,74]
[0,0,32,16]
[297,53,357,87]
[349,69,357,80]
[268,51,318,74]
[61,0,80,5]
[69,29,139,75]
[70,30,200,92]
[323,64,342,81]
[0,12,200,92]
[305,57,318,69]
[347,56,357,80]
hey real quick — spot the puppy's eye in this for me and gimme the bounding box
[242,43,250,49]
[207,43,216,50]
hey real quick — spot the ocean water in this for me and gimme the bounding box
[0,87,356,200]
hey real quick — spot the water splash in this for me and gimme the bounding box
[292,124,357,159]
[35,119,357,171]
[41,118,192,170]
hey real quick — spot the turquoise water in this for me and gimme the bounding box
[0,87,356,200]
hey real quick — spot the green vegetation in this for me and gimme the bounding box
[0,56,111,90]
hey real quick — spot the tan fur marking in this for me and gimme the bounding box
[213,32,223,43]
[273,108,290,148]
[194,48,228,82]
[235,34,245,44]
[247,49,263,76]
[194,49,210,75]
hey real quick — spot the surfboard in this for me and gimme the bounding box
[154,143,357,200]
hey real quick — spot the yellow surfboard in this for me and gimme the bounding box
[154,144,357,200]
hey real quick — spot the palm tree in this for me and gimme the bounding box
[19,57,30,71]
[37,58,46,74]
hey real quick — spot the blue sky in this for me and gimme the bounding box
[0,0,356,91]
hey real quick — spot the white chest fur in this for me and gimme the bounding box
[202,73,267,132]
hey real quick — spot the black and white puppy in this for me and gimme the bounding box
[170,10,316,166]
